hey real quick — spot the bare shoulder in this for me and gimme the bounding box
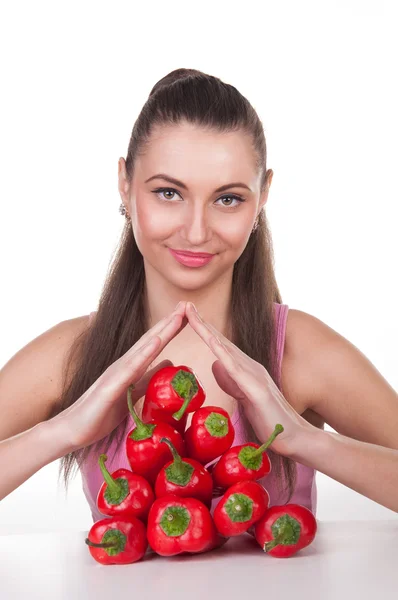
[64,314,92,337]
[44,314,92,355]
[33,313,92,389]
[55,313,93,366]
[0,314,92,441]
[42,314,93,411]
[30,313,93,401]
[280,308,340,425]
[281,308,398,449]
[284,308,341,351]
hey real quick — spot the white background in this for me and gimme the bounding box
[0,1,397,534]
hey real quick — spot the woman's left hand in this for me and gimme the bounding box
[185,302,315,458]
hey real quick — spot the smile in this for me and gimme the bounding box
[168,248,215,267]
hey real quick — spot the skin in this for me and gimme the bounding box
[116,120,398,514]
[2,121,398,513]
[118,119,273,343]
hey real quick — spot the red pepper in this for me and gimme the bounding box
[125,385,186,486]
[184,405,235,465]
[147,494,218,556]
[213,480,270,537]
[96,454,154,521]
[142,365,205,434]
[154,438,213,508]
[254,504,318,558]
[85,516,147,565]
[212,424,284,489]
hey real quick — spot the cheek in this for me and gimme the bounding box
[134,197,251,249]
[134,201,172,239]
[221,218,252,247]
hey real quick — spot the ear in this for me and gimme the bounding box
[258,169,273,211]
[118,157,130,206]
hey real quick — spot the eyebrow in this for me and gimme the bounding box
[145,173,252,193]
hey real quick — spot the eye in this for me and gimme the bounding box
[216,194,246,208]
[153,188,182,202]
[152,187,246,209]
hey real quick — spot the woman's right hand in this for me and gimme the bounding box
[51,301,188,453]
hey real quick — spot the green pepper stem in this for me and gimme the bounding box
[172,381,194,421]
[127,384,153,436]
[160,437,193,486]
[263,528,291,553]
[251,424,284,458]
[160,437,184,469]
[85,538,117,549]
[98,454,122,496]
[263,538,280,552]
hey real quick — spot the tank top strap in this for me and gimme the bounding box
[273,302,289,392]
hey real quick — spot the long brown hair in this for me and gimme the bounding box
[50,68,297,501]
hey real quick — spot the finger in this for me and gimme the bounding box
[124,312,185,366]
[176,300,187,316]
[129,358,174,401]
[127,303,186,355]
[211,360,247,401]
[150,312,188,349]
[99,307,187,403]
[205,334,255,400]
[109,357,174,412]
[99,313,186,400]
[186,302,245,362]
[126,313,188,400]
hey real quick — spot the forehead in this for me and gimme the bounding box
[136,121,259,189]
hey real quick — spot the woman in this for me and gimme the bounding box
[1,69,397,522]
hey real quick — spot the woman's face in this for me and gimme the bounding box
[119,120,272,290]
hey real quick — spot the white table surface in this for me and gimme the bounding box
[1,520,397,599]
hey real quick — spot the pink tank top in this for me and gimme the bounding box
[80,303,317,522]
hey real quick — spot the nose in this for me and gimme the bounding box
[182,206,211,244]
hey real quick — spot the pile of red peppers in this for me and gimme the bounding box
[85,365,318,565]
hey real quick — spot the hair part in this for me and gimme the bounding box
[49,68,297,503]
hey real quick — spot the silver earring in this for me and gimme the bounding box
[252,216,259,232]
[119,203,131,221]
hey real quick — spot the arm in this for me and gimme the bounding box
[0,420,73,501]
[0,304,188,501]
[0,317,90,501]
[290,425,398,513]
[184,302,398,513]
[285,309,398,451]
[283,309,398,512]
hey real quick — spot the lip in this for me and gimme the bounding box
[169,248,215,258]
[168,248,215,267]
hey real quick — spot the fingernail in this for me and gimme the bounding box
[174,301,181,310]
[189,302,198,312]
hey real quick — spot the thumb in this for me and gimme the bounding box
[130,359,174,402]
[211,360,246,400]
